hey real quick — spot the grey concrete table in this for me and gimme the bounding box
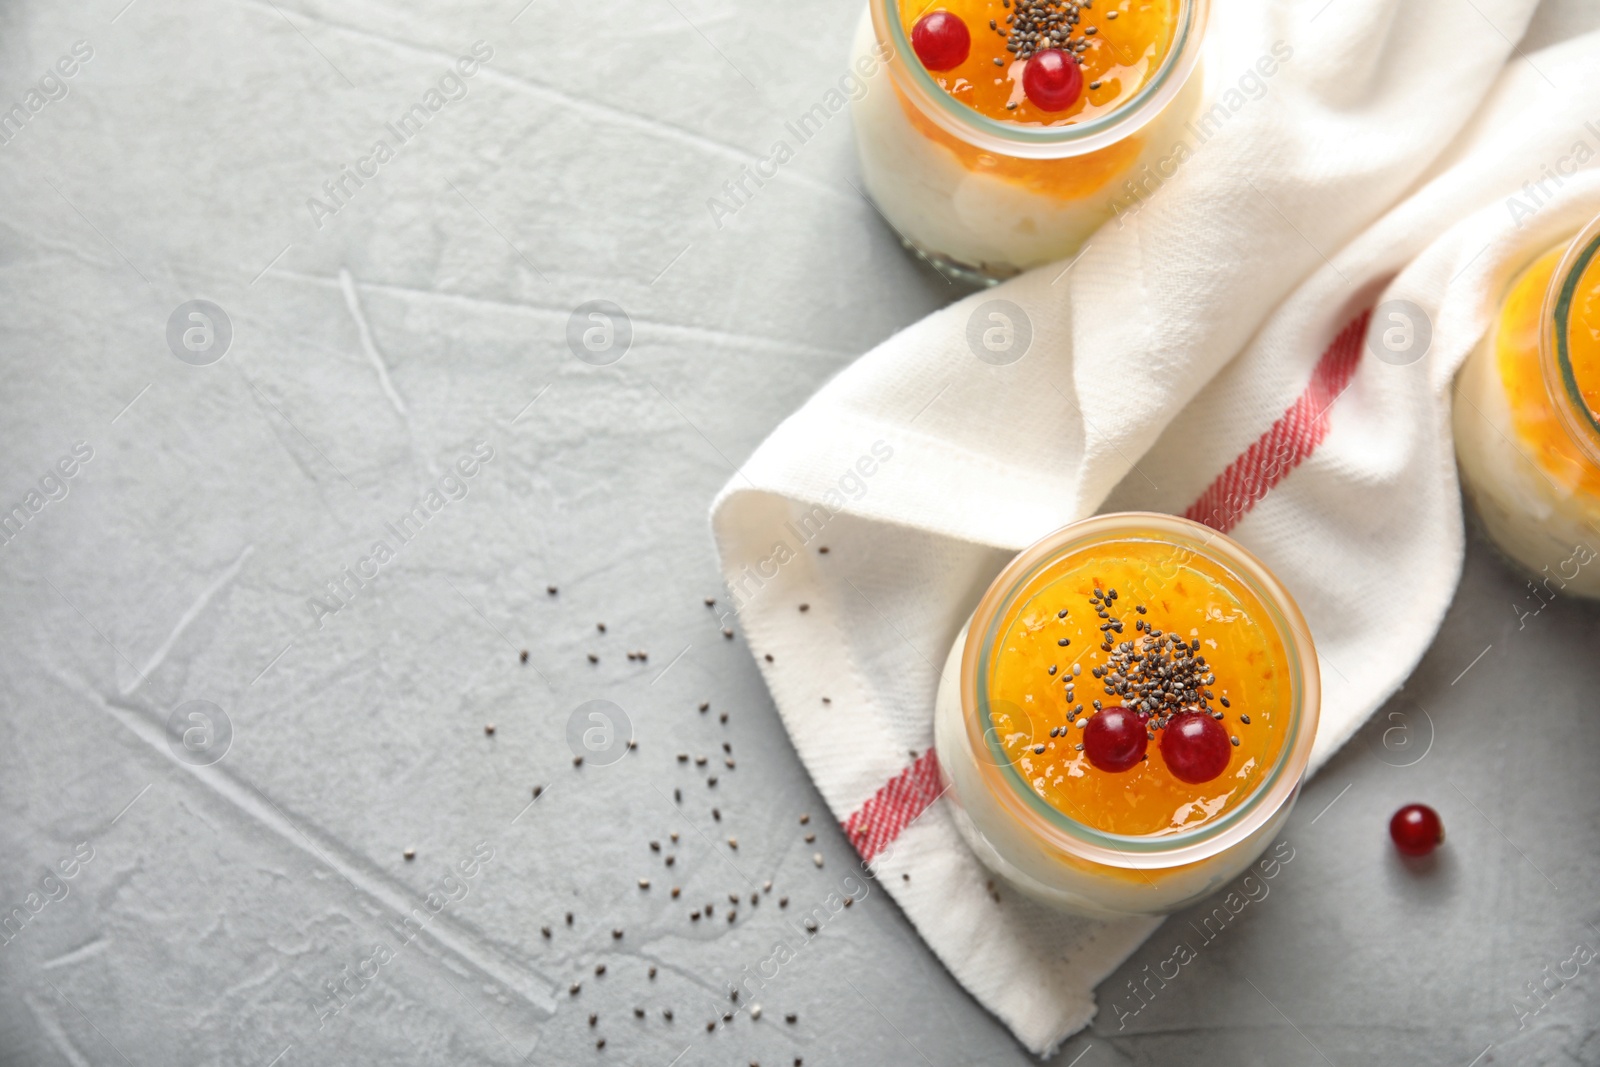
[1,1,1596,1065]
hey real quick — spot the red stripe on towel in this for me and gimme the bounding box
[841,749,944,864]
[1183,308,1371,533]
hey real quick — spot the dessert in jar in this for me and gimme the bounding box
[1453,213,1600,599]
[850,0,1210,283]
[933,513,1320,917]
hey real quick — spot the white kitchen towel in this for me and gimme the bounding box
[712,0,1600,1055]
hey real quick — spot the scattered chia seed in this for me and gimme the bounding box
[547,585,558,595]
[519,649,528,663]
[1231,736,1240,746]
[1240,714,1250,724]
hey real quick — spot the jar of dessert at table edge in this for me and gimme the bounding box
[933,512,1320,917]
[1453,213,1600,600]
[850,0,1212,284]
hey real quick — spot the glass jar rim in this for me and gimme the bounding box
[870,0,1210,160]
[1541,212,1600,470]
[959,512,1321,870]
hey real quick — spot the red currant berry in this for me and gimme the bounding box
[1022,48,1083,112]
[911,11,970,72]
[1389,804,1443,857]
[1082,706,1147,773]
[1159,712,1231,784]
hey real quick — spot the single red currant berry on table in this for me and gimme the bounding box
[1083,706,1147,772]
[1390,803,1443,856]
[1159,712,1231,784]
[912,11,970,72]
[1023,48,1083,112]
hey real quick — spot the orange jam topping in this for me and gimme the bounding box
[985,535,1290,837]
[900,0,1180,125]
[1494,244,1600,495]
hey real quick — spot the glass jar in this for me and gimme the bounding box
[1453,214,1600,599]
[849,0,1210,284]
[932,512,1320,917]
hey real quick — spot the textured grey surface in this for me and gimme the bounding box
[1,1,1598,1066]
